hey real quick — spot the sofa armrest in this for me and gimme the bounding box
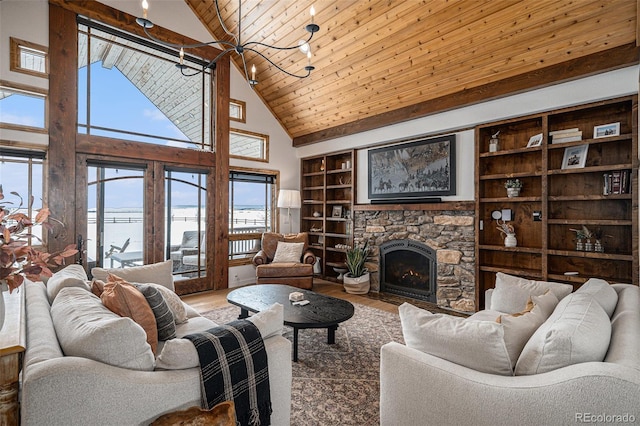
[380,342,640,426]
[181,248,200,256]
[302,250,316,265]
[252,250,269,266]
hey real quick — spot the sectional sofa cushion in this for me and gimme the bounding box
[515,292,611,375]
[574,278,618,317]
[51,287,155,371]
[497,291,559,366]
[134,283,176,341]
[398,303,513,375]
[147,282,189,324]
[92,259,174,291]
[491,272,573,314]
[101,274,158,354]
[155,303,284,370]
[46,264,90,304]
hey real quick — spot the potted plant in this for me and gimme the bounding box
[504,178,523,197]
[496,220,517,247]
[343,241,371,294]
[0,187,77,328]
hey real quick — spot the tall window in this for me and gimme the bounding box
[77,19,212,149]
[0,149,45,243]
[229,170,277,265]
[166,169,208,279]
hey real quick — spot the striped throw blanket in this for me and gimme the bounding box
[184,320,271,426]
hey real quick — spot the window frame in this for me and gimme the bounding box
[10,37,49,78]
[230,98,246,123]
[228,166,279,266]
[229,128,269,163]
[0,81,48,133]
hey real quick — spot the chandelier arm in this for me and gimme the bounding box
[142,24,237,50]
[214,0,238,44]
[179,67,203,77]
[245,48,312,79]
[243,31,315,51]
[204,47,238,70]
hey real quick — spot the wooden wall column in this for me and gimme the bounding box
[48,3,78,254]
[214,58,230,290]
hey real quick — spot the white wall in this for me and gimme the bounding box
[297,66,640,203]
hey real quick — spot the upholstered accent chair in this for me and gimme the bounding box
[252,232,316,289]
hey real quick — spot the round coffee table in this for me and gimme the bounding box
[227,284,355,362]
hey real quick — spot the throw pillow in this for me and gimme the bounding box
[134,283,177,341]
[146,282,189,324]
[91,259,174,291]
[515,292,611,375]
[271,242,304,263]
[51,287,155,371]
[497,291,558,367]
[91,279,105,297]
[101,274,159,354]
[574,278,618,317]
[46,264,90,304]
[398,303,513,375]
[491,272,573,313]
[155,303,284,370]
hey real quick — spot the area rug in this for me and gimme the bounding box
[202,303,405,426]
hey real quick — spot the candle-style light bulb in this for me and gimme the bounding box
[142,0,149,19]
[251,65,256,81]
[310,5,315,24]
[179,47,184,65]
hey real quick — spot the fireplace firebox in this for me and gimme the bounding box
[379,239,437,302]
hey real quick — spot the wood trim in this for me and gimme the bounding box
[293,43,640,147]
[354,201,474,212]
[48,0,221,61]
[229,99,246,123]
[9,37,49,78]
[48,3,78,254]
[229,128,269,163]
[214,58,231,290]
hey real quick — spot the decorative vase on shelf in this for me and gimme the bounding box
[594,240,604,253]
[576,239,584,251]
[585,239,594,252]
[506,188,520,198]
[504,234,517,247]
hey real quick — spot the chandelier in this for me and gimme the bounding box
[135,0,320,86]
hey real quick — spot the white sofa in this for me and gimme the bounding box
[21,263,292,426]
[380,278,640,426]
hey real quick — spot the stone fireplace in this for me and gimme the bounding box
[353,207,476,312]
[380,239,437,303]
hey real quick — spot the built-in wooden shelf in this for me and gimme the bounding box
[354,201,474,211]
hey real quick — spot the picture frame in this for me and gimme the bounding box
[526,133,543,147]
[331,205,343,218]
[368,134,456,200]
[561,144,589,169]
[593,122,620,139]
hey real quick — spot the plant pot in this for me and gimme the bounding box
[504,234,517,247]
[343,272,370,294]
[506,187,521,198]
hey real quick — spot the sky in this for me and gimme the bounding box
[1,61,260,208]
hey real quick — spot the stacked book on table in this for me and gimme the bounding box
[550,128,583,143]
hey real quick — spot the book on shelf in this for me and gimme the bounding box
[550,129,582,144]
[603,170,630,195]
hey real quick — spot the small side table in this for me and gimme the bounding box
[0,289,26,426]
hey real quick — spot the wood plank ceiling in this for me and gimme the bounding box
[183,0,638,145]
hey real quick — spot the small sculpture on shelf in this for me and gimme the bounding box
[496,219,517,247]
[570,225,593,251]
[504,178,523,198]
[489,130,500,152]
[593,228,613,253]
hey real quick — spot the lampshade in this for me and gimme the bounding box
[277,190,301,209]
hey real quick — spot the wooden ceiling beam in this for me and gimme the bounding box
[292,43,639,147]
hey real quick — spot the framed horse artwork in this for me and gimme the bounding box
[368,134,456,201]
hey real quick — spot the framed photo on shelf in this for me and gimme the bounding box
[593,122,620,138]
[561,144,589,169]
[332,205,343,218]
[526,133,543,147]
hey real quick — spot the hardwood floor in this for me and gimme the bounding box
[180,279,400,315]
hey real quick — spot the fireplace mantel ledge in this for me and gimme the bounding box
[354,201,474,211]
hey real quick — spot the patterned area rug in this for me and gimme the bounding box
[202,303,404,426]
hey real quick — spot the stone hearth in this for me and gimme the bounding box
[353,209,476,312]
